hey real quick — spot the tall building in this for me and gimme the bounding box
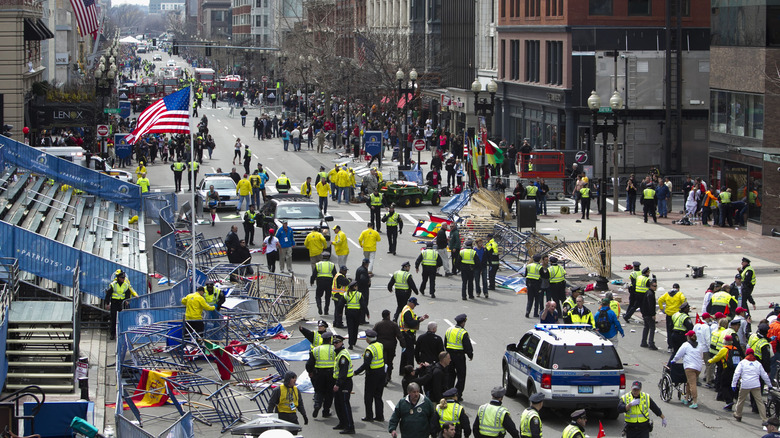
[495,0,710,178]
[150,0,186,14]
[708,1,780,234]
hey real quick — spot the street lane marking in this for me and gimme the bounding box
[443,319,476,344]
[348,211,363,222]
[386,400,395,410]
[347,238,361,249]
[402,214,416,224]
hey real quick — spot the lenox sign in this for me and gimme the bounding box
[52,110,86,120]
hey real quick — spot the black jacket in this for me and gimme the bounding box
[374,317,406,349]
[415,331,444,364]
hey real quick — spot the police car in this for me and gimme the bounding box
[502,324,626,419]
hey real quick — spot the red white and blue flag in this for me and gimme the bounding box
[69,0,99,37]
[126,87,191,144]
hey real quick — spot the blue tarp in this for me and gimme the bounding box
[24,401,93,438]
[440,188,471,215]
[0,220,145,299]
[0,135,141,210]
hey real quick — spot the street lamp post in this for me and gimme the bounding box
[471,79,498,188]
[95,51,117,156]
[587,90,623,283]
[396,68,417,169]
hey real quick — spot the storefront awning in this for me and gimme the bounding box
[24,18,54,41]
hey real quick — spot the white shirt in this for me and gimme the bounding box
[291,129,301,139]
[693,322,712,353]
[672,341,704,372]
[732,358,772,390]
[702,291,713,312]
[263,236,280,254]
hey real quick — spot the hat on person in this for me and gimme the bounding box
[735,307,747,314]
[322,251,331,258]
[742,257,751,264]
[490,386,506,398]
[724,335,733,342]
[426,241,434,248]
[533,254,542,262]
[321,331,333,340]
[362,258,370,264]
[402,261,411,268]
[641,267,650,274]
[443,388,458,398]
[348,280,358,288]
[714,312,725,319]
[746,348,755,355]
[570,409,587,420]
[735,274,741,279]
[365,329,377,339]
[601,297,610,305]
[317,320,329,328]
[333,225,341,230]
[685,330,696,337]
[455,314,467,324]
[549,256,558,264]
[529,393,545,404]
[340,265,348,272]
[332,334,345,343]
[730,319,741,326]
[464,239,474,247]
[408,297,419,305]
[631,381,642,390]
[632,261,641,267]
[281,219,288,224]
[701,312,712,319]
[764,418,780,427]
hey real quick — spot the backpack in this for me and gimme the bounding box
[596,309,612,334]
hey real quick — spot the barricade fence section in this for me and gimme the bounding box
[143,192,178,224]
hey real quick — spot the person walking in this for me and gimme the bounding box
[398,297,428,371]
[519,393,544,438]
[240,107,248,127]
[331,265,350,328]
[236,174,252,212]
[485,234,500,290]
[389,382,436,438]
[276,220,295,274]
[170,157,185,192]
[642,184,657,223]
[383,204,404,255]
[708,334,741,410]
[268,371,309,425]
[249,170,263,207]
[669,302,694,355]
[306,332,335,419]
[434,388,471,438]
[105,271,138,340]
[472,387,520,438]
[355,258,372,324]
[317,177,331,214]
[181,286,215,339]
[670,330,704,409]
[323,226,347,269]
[640,280,659,350]
[354,329,386,422]
[547,257,567,313]
[436,224,452,276]
[732,347,773,423]
[304,227,328,271]
[331,335,356,434]
[739,257,757,310]
[449,223,461,275]
[579,183,591,219]
[561,409,588,438]
[416,241,442,298]
[373,309,405,385]
[310,258,337,315]
[445,314,473,400]
[243,144,252,175]
[618,381,666,438]
[625,266,651,323]
[595,298,624,345]
[242,204,258,246]
[368,189,384,232]
[358,222,381,274]
[389,262,419,321]
[415,322,445,369]
[344,281,366,349]
[459,240,476,300]
[657,284,688,353]
[523,255,545,318]
[275,172,291,194]
[262,228,280,272]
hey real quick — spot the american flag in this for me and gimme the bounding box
[69,0,99,37]
[126,87,191,144]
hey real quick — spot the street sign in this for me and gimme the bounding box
[114,134,132,159]
[363,131,382,157]
[575,150,589,164]
[413,139,426,152]
[103,108,121,114]
[96,125,109,137]
[261,76,268,82]
[119,101,131,119]
[598,107,613,113]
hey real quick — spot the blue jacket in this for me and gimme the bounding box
[596,306,624,340]
[656,184,670,200]
[276,226,295,248]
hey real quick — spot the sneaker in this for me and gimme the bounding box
[640,343,649,348]
[682,399,689,405]
[667,348,674,353]
[688,403,698,409]
[648,345,659,351]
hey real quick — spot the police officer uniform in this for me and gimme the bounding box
[306,331,335,418]
[524,255,543,318]
[618,381,666,438]
[369,191,383,232]
[460,241,477,300]
[472,387,520,438]
[435,388,471,438]
[170,159,185,192]
[416,242,443,298]
[332,335,356,434]
[547,257,566,313]
[399,296,427,371]
[579,184,591,219]
[485,234,500,290]
[561,409,587,438]
[642,185,657,223]
[187,160,199,191]
[344,280,365,349]
[105,271,138,340]
[332,265,351,328]
[382,205,403,254]
[623,261,642,323]
[446,314,474,399]
[625,267,650,321]
[670,303,693,354]
[739,257,757,307]
[388,262,419,322]
[310,258,337,316]
[243,206,257,245]
[519,393,544,438]
[354,329,386,422]
[268,371,309,425]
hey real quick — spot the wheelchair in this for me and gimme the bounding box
[658,363,688,403]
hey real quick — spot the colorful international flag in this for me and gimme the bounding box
[69,0,99,37]
[413,220,443,238]
[126,87,191,144]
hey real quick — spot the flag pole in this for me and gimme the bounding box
[189,85,196,296]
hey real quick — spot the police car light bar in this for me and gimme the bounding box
[534,324,592,331]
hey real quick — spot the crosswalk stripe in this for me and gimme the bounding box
[348,211,363,222]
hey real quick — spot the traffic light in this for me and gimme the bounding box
[172,40,178,55]
[152,38,156,46]
[205,43,211,57]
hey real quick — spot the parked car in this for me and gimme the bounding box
[257,194,333,249]
[197,174,239,210]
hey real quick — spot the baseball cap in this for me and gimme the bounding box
[685,330,696,337]
[714,312,725,319]
[631,381,642,389]
[491,386,506,398]
[764,418,780,427]
[408,297,419,305]
[701,312,711,319]
[735,307,747,313]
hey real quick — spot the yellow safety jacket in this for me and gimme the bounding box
[333,349,354,378]
[741,265,756,286]
[445,326,467,350]
[621,392,650,423]
[203,286,221,306]
[386,212,399,226]
[366,342,384,369]
[316,261,336,277]
[399,305,417,333]
[460,248,476,265]
[477,404,509,437]
[635,275,650,294]
[345,290,362,310]
[643,188,655,200]
[393,270,410,290]
[109,281,137,300]
[313,344,336,368]
[549,265,565,283]
[719,191,731,204]
[437,402,464,427]
[331,273,347,300]
[277,385,299,413]
[526,185,538,197]
[421,249,438,266]
[370,193,383,206]
[519,408,541,438]
[189,161,199,171]
[172,162,185,171]
[526,262,541,280]
[580,187,590,199]
[137,177,150,193]
[672,312,690,331]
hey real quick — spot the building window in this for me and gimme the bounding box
[546,41,562,85]
[255,15,262,26]
[710,90,764,140]
[510,40,519,80]
[500,39,506,78]
[490,37,495,69]
[546,0,562,16]
[589,0,612,15]
[627,0,651,16]
[526,0,540,17]
[525,40,540,82]
[256,0,261,7]
[514,0,520,17]
[263,15,268,26]
[681,0,690,16]
[501,0,506,17]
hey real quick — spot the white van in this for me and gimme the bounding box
[35,147,133,182]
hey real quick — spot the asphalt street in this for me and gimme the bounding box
[132,52,775,437]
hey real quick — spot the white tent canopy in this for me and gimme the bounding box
[119,36,142,44]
